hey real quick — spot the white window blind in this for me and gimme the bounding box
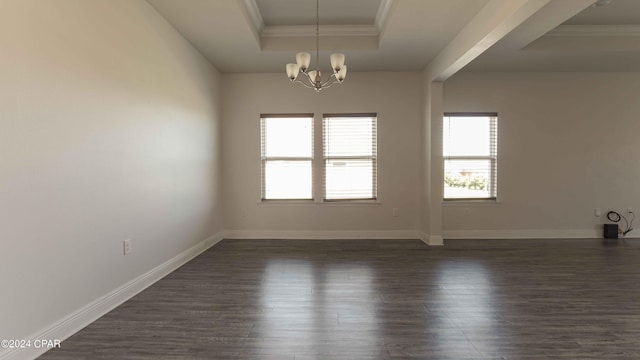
[261,114,313,200]
[323,114,377,200]
[443,113,497,200]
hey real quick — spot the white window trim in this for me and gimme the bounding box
[443,112,498,201]
[322,113,378,202]
[260,113,379,204]
[260,113,314,201]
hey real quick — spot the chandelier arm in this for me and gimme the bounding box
[320,75,339,88]
[292,79,316,89]
[320,81,337,90]
[300,71,317,87]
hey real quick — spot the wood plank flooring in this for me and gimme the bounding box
[40,238,640,359]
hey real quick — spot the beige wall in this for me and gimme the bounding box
[222,73,422,238]
[0,0,222,342]
[442,72,640,238]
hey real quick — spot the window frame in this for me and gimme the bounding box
[443,112,498,201]
[322,113,378,202]
[260,113,314,201]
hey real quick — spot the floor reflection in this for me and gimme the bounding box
[258,259,379,359]
[434,260,509,356]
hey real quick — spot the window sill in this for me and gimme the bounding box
[258,200,380,206]
[321,200,380,206]
[258,200,316,206]
[443,199,501,206]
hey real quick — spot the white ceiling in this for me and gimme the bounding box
[147,0,640,75]
[460,0,640,72]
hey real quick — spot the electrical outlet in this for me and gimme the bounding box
[123,239,132,255]
[594,208,602,217]
[628,207,633,214]
[392,208,399,217]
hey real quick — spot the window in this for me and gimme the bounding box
[260,114,313,200]
[443,113,497,200]
[323,113,377,200]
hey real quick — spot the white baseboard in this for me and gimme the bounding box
[443,228,602,240]
[622,228,640,239]
[0,232,224,360]
[224,229,419,240]
[419,232,444,246]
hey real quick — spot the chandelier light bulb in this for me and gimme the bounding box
[286,63,300,81]
[337,65,347,82]
[296,52,311,73]
[330,53,345,72]
[307,70,318,83]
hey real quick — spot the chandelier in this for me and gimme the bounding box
[285,0,347,92]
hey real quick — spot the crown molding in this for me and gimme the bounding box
[261,25,379,51]
[375,0,394,33]
[242,0,264,33]
[547,24,640,37]
[261,24,379,38]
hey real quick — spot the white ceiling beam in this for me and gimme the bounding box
[497,0,596,50]
[238,0,264,46]
[426,0,552,81]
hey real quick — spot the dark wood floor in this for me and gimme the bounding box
[40,238,640,359]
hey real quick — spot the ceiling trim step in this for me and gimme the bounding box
[547,24,640,37]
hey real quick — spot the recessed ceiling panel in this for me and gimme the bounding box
[255,0,382,26]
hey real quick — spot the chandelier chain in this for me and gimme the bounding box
[315,0,319,77]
